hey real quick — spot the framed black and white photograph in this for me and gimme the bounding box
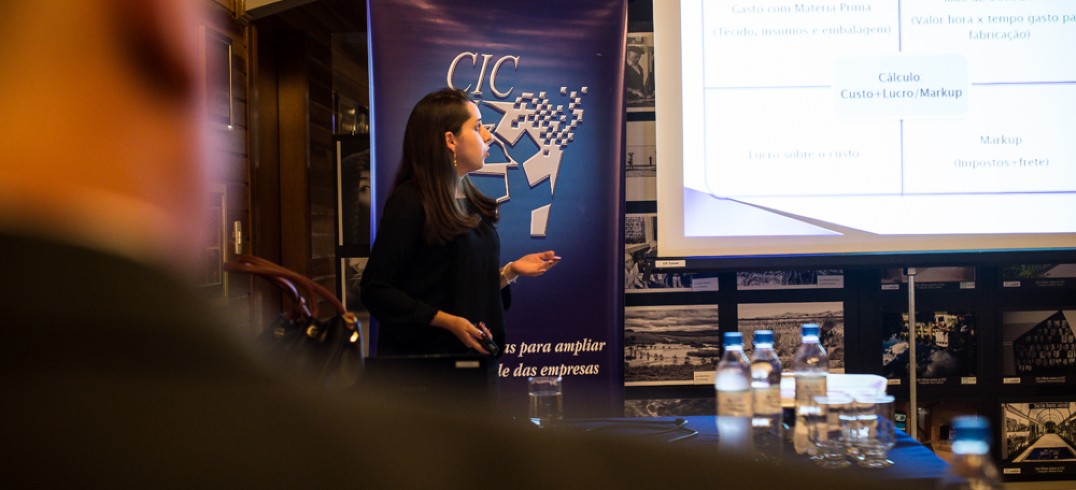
[737,302,845,372]
[1001,401,1076,480]
[1001,309,1076,385]
[1002,264,1076,289]
[893,398,982,463]
[736,269,844,290]
[881,266,976,291]
[341,257,368,313]
[624,213,657,291]
[625,32,655,112]
[633,271,720,294]
[625,120,656,202]
[336,136,372,254]
[881,310,978,386]
[624,397,713,417]
[624,213,705,293]
[624,304,720,386]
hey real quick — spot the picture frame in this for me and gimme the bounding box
[881,310,979,387]
[1001,400,1076,480]
[624,304,720,386]
[1000,309,1076,386]
[625,32,655,112]
[738,301,845,372]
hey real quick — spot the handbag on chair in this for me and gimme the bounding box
[224,255,363,390]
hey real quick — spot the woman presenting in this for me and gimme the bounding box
[361,88,559,358]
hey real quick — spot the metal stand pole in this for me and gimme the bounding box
[906,267,918,440]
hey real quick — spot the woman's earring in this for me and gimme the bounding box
[452,153,457,168]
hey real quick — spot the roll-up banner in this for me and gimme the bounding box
[368,0,626,417]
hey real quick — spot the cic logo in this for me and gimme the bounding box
[447,51,587,238]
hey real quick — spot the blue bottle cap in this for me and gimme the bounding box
[723,331,743,347]
[801,324,819,337]
[754,330,773,344]
[951,416,991,443]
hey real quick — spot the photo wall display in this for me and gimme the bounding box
[737,302,845,372]
[736,269,844,290]
[624,213,719,293]
[624,304,720,386]
[881,310,978,387]
[881,266,976,291]
[1001,309,1076,386]
[1001,401,1076,480]
[1002,264,1076,289]
[625,30,657,204]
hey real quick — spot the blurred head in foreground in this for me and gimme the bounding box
[0,0,214,273]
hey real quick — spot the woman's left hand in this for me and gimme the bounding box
[510,250,561,278]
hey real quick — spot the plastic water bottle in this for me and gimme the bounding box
[715,332,752,417]
[750,329,783,428]
[936,416,1004,490]
[792,323,828,455]
[750,329,784,464]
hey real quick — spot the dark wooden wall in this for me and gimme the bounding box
[200,0,367,335]
[203,2,254,335]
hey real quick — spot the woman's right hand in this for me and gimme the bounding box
[432,311,492,355]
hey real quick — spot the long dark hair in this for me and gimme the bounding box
[393,88,498,245]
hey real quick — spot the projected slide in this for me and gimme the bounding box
[678,0,1076,241]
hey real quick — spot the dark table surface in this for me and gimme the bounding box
[554,415,951,482]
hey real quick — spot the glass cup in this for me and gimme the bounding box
[845,396,877,462]
[808,393,853,469]
[527,376,563,428]
[854,394,896,469]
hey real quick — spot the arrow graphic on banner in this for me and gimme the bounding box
[480,87,587,237]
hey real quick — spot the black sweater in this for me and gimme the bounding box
[361,182,508,356]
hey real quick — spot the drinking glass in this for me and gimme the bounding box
[854,394,896,469]
[808,393,853,469]
[844,396,876,462]
[527,376,563,428]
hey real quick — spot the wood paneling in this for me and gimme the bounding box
[203,1,255,335]
[248,0,367,323]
